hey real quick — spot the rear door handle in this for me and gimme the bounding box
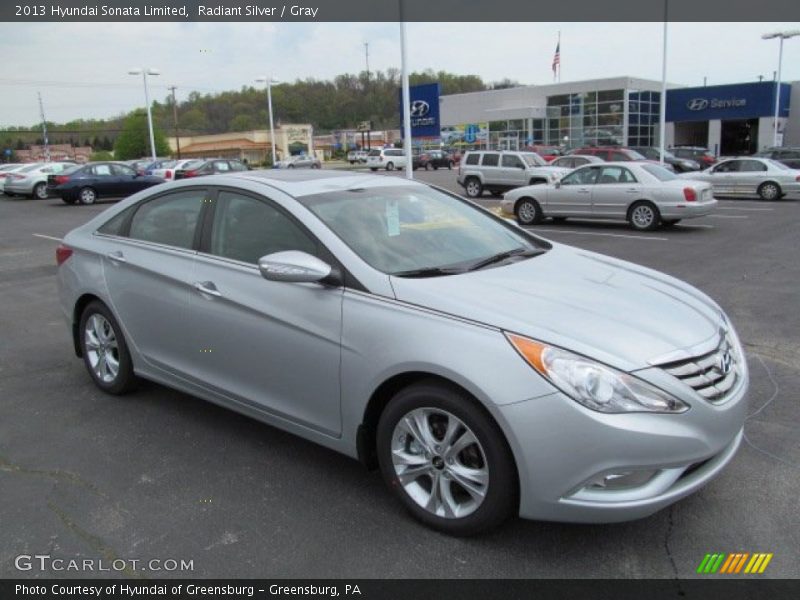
[626,188,639,193]
[578,188,591,194]
[194,281,222,297]
[106,251,126,263]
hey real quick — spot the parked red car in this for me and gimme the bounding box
[570,146,676,172]
[525,145,563,162]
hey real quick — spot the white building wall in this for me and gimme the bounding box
[707,120,722,156]
[784,81,800,147]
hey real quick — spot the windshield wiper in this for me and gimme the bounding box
[467,247,545,271]
[391,266,465,278]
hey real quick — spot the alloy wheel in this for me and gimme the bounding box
[79,188,96,205]
[390,407,489,519]
[34,183,48,199]
[517,200,538,224]
[84,314,120,383]
[760,183,779,201]
[631,204,655,229]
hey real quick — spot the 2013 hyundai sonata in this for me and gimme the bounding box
[57,170,748,535]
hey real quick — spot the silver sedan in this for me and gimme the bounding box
[678,157,800,201]
[57,170,747,534]
[501,161,716,230]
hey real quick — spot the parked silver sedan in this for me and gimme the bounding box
[57,170,747,534]
[274,153,321,169]
[678,157,800,201]
[501,162,716,230]
[3,161,75,199]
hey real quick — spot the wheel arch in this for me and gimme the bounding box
[357,370,520,494]
[72,293,105,357]
[626,198,658,220]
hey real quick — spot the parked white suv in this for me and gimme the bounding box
[457,150,570,198]
[366,148,407,171]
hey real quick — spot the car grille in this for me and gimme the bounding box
[657,332,740,403]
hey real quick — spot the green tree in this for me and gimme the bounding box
[114,110,171,160]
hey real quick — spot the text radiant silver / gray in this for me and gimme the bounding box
[57,170,748,535]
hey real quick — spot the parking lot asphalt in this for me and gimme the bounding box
[1,171,798,579]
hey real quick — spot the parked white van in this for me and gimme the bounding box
[366,148,408,171]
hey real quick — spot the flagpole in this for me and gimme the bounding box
[558,31,561,83]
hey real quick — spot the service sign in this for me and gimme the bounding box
[399,83,441,138]
[666,82,791,123]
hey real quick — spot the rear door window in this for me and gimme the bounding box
[128,189,206,249]
[481,153,500,167]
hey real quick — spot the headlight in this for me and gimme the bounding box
[506,333,689,413]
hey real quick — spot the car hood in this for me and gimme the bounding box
[389,244,723,371]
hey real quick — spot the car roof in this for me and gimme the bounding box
[195,168,426,197]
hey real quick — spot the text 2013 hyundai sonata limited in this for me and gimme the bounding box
[57,170,748,535]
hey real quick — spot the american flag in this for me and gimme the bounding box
[552,41,560,75]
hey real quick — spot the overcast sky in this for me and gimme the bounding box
[1,21,799,126]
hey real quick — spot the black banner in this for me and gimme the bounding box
[2,0,800,22]
[3,579,800,600]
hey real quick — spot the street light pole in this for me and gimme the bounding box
[762,30,800,148]
[399,10,413,180]
[256,76,278,165]
[129,68,160,161]
[658,1,668,165]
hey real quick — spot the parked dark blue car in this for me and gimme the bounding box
[48,162,165,205]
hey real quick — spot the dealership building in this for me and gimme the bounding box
[435,76,798,155]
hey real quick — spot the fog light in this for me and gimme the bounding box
[587,470,658,490]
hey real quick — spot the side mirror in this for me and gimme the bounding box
[258,251,339,285]
[554,181,562,189]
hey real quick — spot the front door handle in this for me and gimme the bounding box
[194,281,222,297]
[577,188,591,194]
[106,251,126,263]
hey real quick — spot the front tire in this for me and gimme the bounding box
[79,301,138,395]
[78,187,97,205]
[628,201,660,231]
[515,197,543,225]
[386,162,395,171]
[376,380,517,535]
[464,177,483,198]
[757,181,781,201]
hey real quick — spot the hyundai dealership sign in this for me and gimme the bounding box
[399,83,441,138]
[667,82,790,122]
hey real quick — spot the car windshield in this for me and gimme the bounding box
[297,185,545,275]
[521,153,546,167]
[181,160,205,170]
[625,149,647,160]
[640,164,678,181]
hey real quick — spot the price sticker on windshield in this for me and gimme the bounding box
[386,200,401,237]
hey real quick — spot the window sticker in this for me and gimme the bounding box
[386,200,400,237]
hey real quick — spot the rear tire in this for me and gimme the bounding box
[79,301,138,395]
[386,162,395,171]
[78,187,97,205]
[34,182,48,199]
[376,380,517,536]
[464,177,483,198]
[628,201,660,231]
[757,181,781,201]
[515,197,543,225]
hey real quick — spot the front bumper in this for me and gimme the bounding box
[497,371,748,523]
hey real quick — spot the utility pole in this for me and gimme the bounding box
[37,92,51,162]
[168,85,181,158]
[364,42,370,81]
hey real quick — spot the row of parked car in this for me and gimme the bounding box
[454,148,800,231]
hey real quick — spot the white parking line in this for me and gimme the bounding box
[707,214,749,219]
[527,228,668,241]
[716,206,773,212]
[32,233,62,242]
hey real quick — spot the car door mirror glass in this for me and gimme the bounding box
[258,251,333,284]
